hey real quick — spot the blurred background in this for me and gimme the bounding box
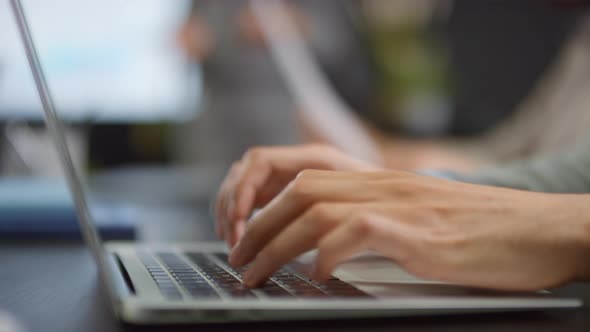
[4,1,590,329]
[0,0,589,242]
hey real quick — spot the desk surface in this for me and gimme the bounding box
[1,242,589,332]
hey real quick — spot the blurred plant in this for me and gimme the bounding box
[363,0,451,135]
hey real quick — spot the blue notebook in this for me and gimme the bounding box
[0,177,136,240]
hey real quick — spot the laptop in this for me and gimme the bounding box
[10,0,581,324]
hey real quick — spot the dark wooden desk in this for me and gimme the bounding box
[1,242,589,332]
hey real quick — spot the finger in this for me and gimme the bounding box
[227,147,301,247]
[228,146,332,227]
[229,145,383,225]
[313,214,412,282]
[228,151,273,227]
[228,183,304,267]
[216,162,241,225]
[248,170,372,209]
[229,173,369,267]
[241,203,349,287]
[216,167,235,240]
[222,165,246,247]
[233,220,247,245]
[252,181,287,208]
[229,146,389,228]
[215,162,242,243]
[225,218,248,251]
[215,174,231,239]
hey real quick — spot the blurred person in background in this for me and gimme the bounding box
[295,0,589,173]
[178,0,589,176]
[367,0,590,172]
[173,0,298,170]
[202,0,587,175]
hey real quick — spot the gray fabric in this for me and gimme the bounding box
[438,139,590,193]
[173,1,298,166]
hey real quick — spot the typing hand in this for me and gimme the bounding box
[226,169,589,291]
[215,144,379,249]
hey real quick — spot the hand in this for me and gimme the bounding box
[177,14,214,61]
[228,170,590,291]
[215,144,380,248]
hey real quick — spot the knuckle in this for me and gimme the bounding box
[418,231,468,270]
[385,179,418,197]
[235,178,250,194]
[308,203,333,220]
[422,227,466,250]
[309,143,336,154]
[348,215,377,239]
[229,161,241,173]
[286,175,313,201]
[421,230,446,248]
[222,164,241,191]
[225,162,242,181]
[439,235,469,256]
[429,204,455,219]
[305,203,336,228]
[244,147,266,162]
[295,169,317,181]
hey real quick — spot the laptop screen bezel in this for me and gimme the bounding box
[9,0,118,302]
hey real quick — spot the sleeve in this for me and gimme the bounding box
[426,139,590,193]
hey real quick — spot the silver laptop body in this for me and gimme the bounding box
[10,0,581,324]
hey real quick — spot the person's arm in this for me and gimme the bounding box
[215,144,590,291]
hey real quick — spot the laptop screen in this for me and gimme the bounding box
[1,0,200,122]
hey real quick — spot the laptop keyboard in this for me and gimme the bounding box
[140,253,185,300]
[154,252,221,300]
[140,252,369,301]
[187,252,290,298]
